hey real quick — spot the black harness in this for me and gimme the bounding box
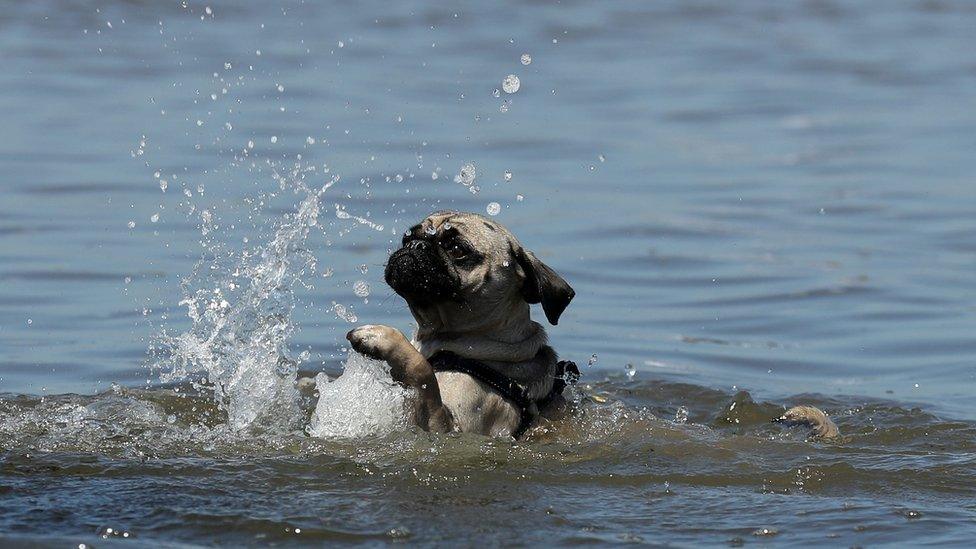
[428,351,580,439]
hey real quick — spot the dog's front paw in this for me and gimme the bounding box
[346,324,409,362]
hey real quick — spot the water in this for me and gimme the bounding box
[2,0,975,545]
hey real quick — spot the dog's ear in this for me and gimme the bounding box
[513,246,575,325]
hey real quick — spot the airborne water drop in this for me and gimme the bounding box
[502,74,520,94]
[353,280,370,298]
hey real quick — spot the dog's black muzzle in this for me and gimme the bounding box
[384,240,459,304]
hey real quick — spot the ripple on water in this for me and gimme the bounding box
[1,374,974,544]
[2,0,976,545]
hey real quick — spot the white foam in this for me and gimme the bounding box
[308,352,411,439]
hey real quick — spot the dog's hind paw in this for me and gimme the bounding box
[773,405,840,439]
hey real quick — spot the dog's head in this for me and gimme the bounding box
[385,211,574,334]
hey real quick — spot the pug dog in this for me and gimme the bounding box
[346,210,839,440]
[346,210,574,438]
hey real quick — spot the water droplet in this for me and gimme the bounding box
[150,213,160,223]
[587,353,598,366]
[520,53,532,65]
[502,74,520,94]
[456,162,477,186]
[196,119,203,126]
[306,136,315,145]
[127,220,136,229]
[26,318,32,325]
[598,154,606,163]
[337,40,344,48]
[332,303,357,323]
[625,363,636,380]
[515,194,524,202]
[358,264,368,274]
[499,103,509,113]
[503,170,513,182]
[486,202,501,216]
[353,280,370,297]
[674,406,689,423]
[492,88,501,98]
[159,179,168,192]
[276,83,285,92]
[247,140,254,149]
[270,135,278,144]
[431,171,439,180]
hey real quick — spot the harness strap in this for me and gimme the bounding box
[428,351,578,439]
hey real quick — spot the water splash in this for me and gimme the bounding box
[334,204,385,231]
[151,173,328,432]
[308,352,411,438]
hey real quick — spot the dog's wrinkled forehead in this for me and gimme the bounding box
[407,211,518,254]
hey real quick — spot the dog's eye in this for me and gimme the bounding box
[447,244,468,259]
[442,241,469,260]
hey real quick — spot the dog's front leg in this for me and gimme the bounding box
[346,325,454,433]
